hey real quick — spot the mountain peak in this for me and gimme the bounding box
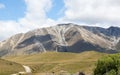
[57,23,77,26]
[107,26,120,37]
[108,26,120,30]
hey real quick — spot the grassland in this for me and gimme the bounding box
[0,58,24,75]
[4,51,108,75]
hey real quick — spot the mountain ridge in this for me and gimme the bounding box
[0,23,120,56]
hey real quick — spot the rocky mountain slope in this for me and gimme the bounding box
[0,23,120,56]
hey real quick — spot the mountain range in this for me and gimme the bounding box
[0,23,120,56]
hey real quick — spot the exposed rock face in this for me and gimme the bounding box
[116,41,120,51]
[0,23,120,56]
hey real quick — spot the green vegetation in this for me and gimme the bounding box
[5,51,107,75]
[94,53,120,75]
[0,59,24,75]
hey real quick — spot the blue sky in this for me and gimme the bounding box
[47,0,64,20]
[0,0,26,21]
[0,0,64,21]
[0,0,120,41]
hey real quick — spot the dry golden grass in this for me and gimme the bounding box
[4,51,108,75]
[0,59,24,75]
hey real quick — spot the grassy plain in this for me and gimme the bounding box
[5,51,108,75]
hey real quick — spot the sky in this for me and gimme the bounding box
[0,0,120,41]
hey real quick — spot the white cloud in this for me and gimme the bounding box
[61,0,120,27]
[0,3,5,9]
[1,0,120,41]
[0,21,22,40]
[0,0,57,41]
[19,0,54,28]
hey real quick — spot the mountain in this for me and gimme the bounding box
[0,23,120,56]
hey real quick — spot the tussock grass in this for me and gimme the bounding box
[0,59,24,75]
[5,51,107,75]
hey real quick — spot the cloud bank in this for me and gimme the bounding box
[61,0,120,27]
[19,0,56,28]
[0,0,56,40]
[0,0,120,41]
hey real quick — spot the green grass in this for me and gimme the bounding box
[4,51,108,75]
[0,59,24,75]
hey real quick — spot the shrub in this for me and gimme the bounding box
[94,53,120,75]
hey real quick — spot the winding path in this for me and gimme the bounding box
[23,65,32,73]
[11,65,32,75]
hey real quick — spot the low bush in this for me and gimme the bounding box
[94,53,120,75]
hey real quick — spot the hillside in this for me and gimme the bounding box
[116,40,120,50]
[0,23,120,56]
[5,51,108,75]
[0,59,24,75]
